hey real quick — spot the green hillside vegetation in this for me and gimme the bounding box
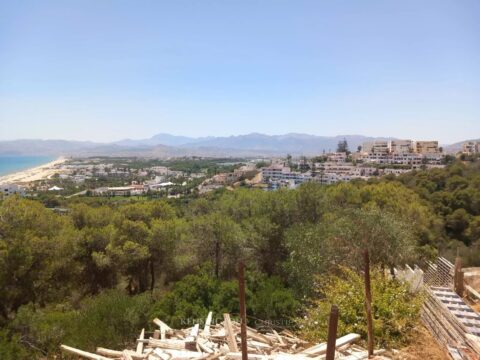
[0,159,479,357]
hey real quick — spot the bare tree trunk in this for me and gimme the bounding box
[150,259,155,291]
[215,240,220,278]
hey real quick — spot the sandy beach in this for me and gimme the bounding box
[0,157,67,185]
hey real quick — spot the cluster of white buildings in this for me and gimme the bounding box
[261,164,313,188]
[57,163,149,183]
[358,140,444,165]
[361,140,440,154]
[261,163,373,188]
[260,139,446,189]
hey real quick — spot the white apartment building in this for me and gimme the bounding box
[361,152,424,165]
[261,165,310,184]
[314,173,369,185]
[390,153,424,165]
[317,162,357,174]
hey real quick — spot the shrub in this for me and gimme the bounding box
[0,329,30,360]
[10,290,152,355]
[298,267,422,348]
[11,303,76,356]
[70,289,152,350]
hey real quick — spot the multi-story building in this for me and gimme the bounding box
[1,184,25,197]
[462,141,479,154]
[261,164,311,184]
[390,140,413,153]
[414,141,439,154]
[363,139,440,155]
[361,142,373,154]
[390,153,424,165]
[316,162,353,173]
[369,140,390,154]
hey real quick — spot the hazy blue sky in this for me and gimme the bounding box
[0,0,479,143]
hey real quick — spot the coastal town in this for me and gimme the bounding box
[1,139,478,200]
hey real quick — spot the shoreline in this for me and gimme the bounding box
[0,156,67,185]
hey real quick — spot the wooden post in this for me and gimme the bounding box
[454,256,465,297]
[325,305,339,360]
[238,261,248,360]
[364,250,374,358]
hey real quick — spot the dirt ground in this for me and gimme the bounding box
[470,302,480,313]
[390,325,450,360]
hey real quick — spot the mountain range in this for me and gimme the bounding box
[0,133,467,158]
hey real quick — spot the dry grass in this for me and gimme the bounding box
[390,325,450,360]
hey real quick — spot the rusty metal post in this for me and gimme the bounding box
[238,261,248,360]
[325,305,339,360]
[364,250,374,358]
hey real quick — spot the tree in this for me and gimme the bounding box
[286,154,292,168]
[336,138,349,153]
[149,218,186,288]
[189,213,245,278]
[446,208,471,243]
[107,219,152,293]
[284,208,417,296]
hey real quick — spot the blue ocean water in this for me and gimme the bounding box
[0,155,56,176]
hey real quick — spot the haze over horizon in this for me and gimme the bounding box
[1,0,479,144]
[0,132,474,147]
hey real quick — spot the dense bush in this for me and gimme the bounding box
[149,267,299,329]
[4,272,297,356]
[298,267,423,348]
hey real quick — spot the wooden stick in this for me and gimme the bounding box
[238,261,248,360]
[364,250,374,358]
[301,333,360,356]
[61,344,112,360]
[137,328,145,354]
[325,304,339,360]
[454,256,465,297]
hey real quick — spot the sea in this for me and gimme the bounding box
[0,155,56,176]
